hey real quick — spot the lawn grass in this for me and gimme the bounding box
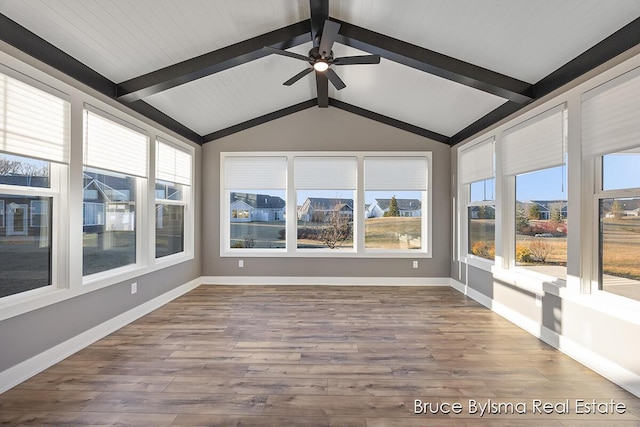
[602,217,640,280]
[365,216,421,249]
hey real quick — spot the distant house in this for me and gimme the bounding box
[298,197,353,222]
[0,176,50,237]
[366,198,421,218]
[520,200,567,220]
[469,205,496,219]
[83,171,135,233]
[230,192,285,222]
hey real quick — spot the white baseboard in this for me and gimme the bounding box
[0,277,202,394]
[450,278,640,398]
[201,276,451,286]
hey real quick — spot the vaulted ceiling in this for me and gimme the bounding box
[1,0,640,146]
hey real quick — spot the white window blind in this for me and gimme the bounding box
[502,104,566,176]
[84,109,149,177]
[294,156,357,189]
[582,67,640,157]
[0,73,70,163]
[459,137,494,184]
[364,156,428,190]
[156,139,192,186]
[225,156,286,189]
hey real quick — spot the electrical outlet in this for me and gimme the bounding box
[238,259,244,268]
[412,260,418,269]
[131,282,137,294]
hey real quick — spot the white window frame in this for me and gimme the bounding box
[220,151,432,258]
[0,51,198,321]
[458,137,496,271]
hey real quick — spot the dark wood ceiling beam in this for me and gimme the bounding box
[0,13,204,144]
[329,99,449,144]
[333,19,534,104]
[450,16,640,146]
[309,0,328,47]
[203,99,317,142]
[117,21,311,102]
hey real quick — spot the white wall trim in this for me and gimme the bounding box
[0,277,202,394]
[450,279,640,398]
[202,276,450,286]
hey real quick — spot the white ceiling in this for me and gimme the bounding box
[2,0,640,143]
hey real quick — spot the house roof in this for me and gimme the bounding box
[1,1,640,146]
[375,198,421,211]
[231,192,285,209]
[302,197,353,211]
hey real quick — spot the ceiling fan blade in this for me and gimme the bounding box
[283,68,314,86]
[316,71,329,108]
[333,54,381,65]
[263,46,309,62]
[326,68,346,90]
[318,20,340,58]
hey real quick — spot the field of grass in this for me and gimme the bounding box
[365,216,421,249]
[602,217,640,280]
[230,217,422,250]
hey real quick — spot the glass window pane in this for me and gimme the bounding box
[468,206,495,260]
[515,165,567,279]
[298,190,354,250]
[156,204,184,258]
[155,180,183,201]
[83,168,136,276]
[470,178,495,203]
[602,150,640,191]
[230,190,286,249]
[365,191,421,250]
[0,153,50,188]
[0,195,52,298]
[600,197,640,301]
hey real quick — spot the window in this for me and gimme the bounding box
[155,139,192,258]
[502,105,567,280]
[296,157,356,250]
[224,156,287,250]
[460,138,495,261]
[83,202,105,226]
[221,152,431,256]
[583,68,640,301]
[29,199,49,227]
[364,157,428,251]
[0,70,69,299]
[82,108,148,277]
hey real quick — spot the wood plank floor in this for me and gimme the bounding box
[1,285,639,426]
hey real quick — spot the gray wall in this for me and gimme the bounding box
[202,107,451,278]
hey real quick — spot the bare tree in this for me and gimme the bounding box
[320,206,352,249]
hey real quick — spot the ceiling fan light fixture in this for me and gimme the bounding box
[313,61,329,72]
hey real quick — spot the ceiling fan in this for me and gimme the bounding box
[263,1,381,108]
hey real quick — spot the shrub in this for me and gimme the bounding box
[528,239,552,263]
[471,241,495,260]
[516,244,532,263]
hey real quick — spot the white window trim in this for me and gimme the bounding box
[458,137,496,272]
[220,151,432,258]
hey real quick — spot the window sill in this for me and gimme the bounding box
[493,266,567,296]
[563,289,640,327]
[220,249,432,258]
[462,255,495,273]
